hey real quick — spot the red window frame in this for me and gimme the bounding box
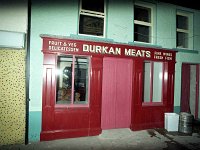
[142,61,164,106]
[55,54,91,108]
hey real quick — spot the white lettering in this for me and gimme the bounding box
[82,44,121,55]
[96,46,102,53]
[102,46,108,54]
[115,48,121,55]
[83,44,89,52]
[89,45,95,52]
[125,48,151,58]
[109,47,115,54]
[125,48,131,56]
[141,50,146,57]
[48,40,62,46]
[136,50,141,57]
[131,49,136,56]
[146,51,151,58]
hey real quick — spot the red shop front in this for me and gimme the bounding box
[40,35,176,141]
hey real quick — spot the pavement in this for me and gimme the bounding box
[0,128,200,150]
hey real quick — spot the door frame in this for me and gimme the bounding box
[181,63,199,119]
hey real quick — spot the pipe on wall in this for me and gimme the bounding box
[25,0,31,145]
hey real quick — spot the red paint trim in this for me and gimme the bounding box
[54,55,91,107]
[195,65,199,119]
[41,128,90,141]
[55,104,89,108]
[131,60,175,131]
[171,74,174,106]
[142,102,163,106]
[71,56,75,105]
[142,62,164,105]
[162,62,168,106]
[161,63,164,103]
[41,54,103,141]
[150,62,154,103]
[41,36,177,141]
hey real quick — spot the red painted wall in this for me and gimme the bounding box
[40,54,103,141]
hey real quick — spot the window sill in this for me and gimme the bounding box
[142,102,163,107]
[70,34,114,43]
[55,104,89,109]
[128,41,162,49]
[173,48,199,54]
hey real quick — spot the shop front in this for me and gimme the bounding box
[40,35,176,141]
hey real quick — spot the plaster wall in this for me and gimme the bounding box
[0,49,26,145]
[0,1,27,145]
[29,0,79,141]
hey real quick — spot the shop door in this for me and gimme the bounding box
[101,58,132,130]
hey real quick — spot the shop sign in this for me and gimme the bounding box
[42,36,176,62]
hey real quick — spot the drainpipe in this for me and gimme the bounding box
[25,0,31,145]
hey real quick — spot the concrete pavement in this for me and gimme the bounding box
[0,128,200,150]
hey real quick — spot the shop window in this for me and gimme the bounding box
[134,4,152,43]
[176,13,188,48]
[143,62,163,104]
[79,0,105,36]
[176,11,193,49]
[56,55,90,105]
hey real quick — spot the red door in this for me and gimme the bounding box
[101,58,132,129]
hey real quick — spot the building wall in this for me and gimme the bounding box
[0,0,27,145]
[0,49,26,145]
[0,0,27,32]
[30,0,200,141]
[29,0,79,142]
[107,0,133,42]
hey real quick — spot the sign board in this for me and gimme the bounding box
[41,36,176,62]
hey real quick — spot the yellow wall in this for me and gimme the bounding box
[0,49,26,145]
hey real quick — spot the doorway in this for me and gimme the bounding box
[181,64,199,119]
[101,57,132,130]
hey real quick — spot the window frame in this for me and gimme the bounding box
[176,11,193,49]
[55,54,91,108]
[78,0,106,37]
[142,61,164,106]
[134,3,154,44]
[176,12,189,49]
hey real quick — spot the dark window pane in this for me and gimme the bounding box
[134,5,151,23]
[177,15,188,30]
[79,15,104,36]
[82,0,104,13]
[177,32,188,48]
[134,24,150,43]
[74,57,89,104]
[56,56,73,104]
